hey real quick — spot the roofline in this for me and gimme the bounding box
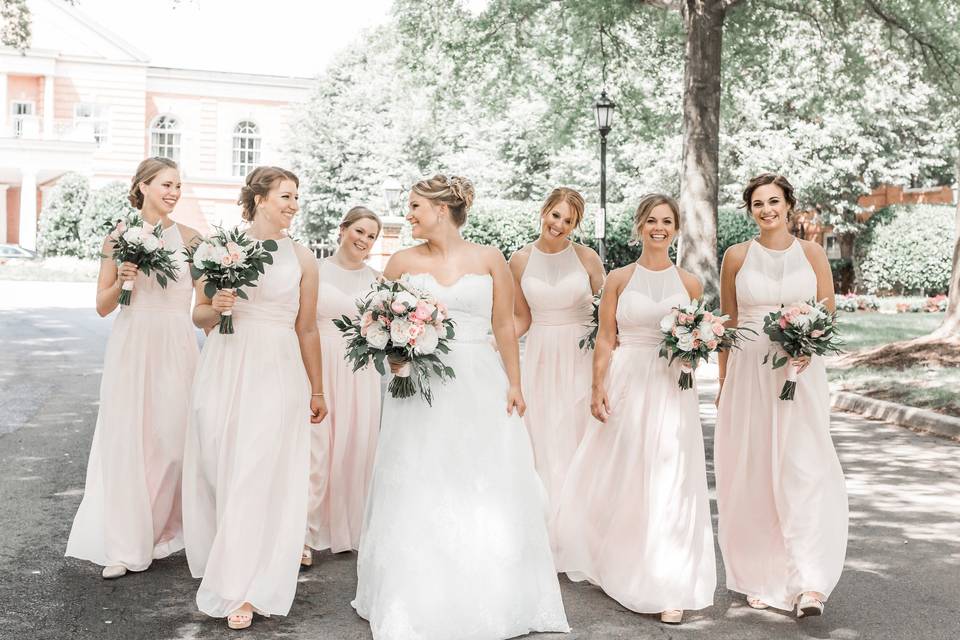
[44,0,150,63]
[146,65,314,88]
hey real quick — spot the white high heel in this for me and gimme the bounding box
[660,609,683,624]
[101,565,127,579]
[796,592,824,618]
[746,596,769,609]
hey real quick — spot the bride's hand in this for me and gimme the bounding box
[506,385,526,417]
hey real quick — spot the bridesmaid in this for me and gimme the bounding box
[551,194,716,625]
[182,166,327,630]
[715,172,848,618]
[66,157,200,579]
[303,206,382,565]
[509,187,604,522]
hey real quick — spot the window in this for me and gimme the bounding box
[74,103,109,146]
[150,115,181,161]
[232,121,260,177]
[11,101,34,137]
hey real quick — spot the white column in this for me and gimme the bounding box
[0,72,7,135]
[0,185,8,243]
[19,169,37,250]
[43,74,54,139]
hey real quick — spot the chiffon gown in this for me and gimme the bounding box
[551,264,716,613]
[306,258,380,553]
[182,237,312,618]
[353,273,569,640]
[519,244,594,522]
[67,224,198,571]
[715,239,848,612]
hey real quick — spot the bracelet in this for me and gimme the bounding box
[311,392,324,397]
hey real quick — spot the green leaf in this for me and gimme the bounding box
[204,281,217,299]
[262,239,279,251]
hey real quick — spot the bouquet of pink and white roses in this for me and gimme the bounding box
[334,277,456,405]
[659,299,755,390]
[184,227,278,334]
[761,299,844,400]
[107,215,180,306]
[578,291,602,350]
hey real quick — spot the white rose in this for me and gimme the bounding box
[193,242,212,264]
[696,320,714,339]
[413,324,439,355]
[659,313,676,334]
[209,244,228,264]
[122,228,143,245]
[677,333,696,352]
[394,291,418,310]
[368,289,394,308]
[366,325,389,350]
[141,234,161,252]
[390,318,411,347]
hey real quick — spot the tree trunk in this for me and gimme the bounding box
[937,136,960,337]
[676,0,725,301]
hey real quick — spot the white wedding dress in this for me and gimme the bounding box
[352,273,570,640]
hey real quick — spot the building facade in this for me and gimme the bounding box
[1,0,312,249]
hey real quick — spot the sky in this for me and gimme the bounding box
[71,0,396,78]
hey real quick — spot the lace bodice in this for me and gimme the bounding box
[616,264,689,348]
[317,259,377,336]
[520,244,593,326]
[736,239,817,325]
[402,272,492,343]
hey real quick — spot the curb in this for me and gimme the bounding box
[831,390,960,440]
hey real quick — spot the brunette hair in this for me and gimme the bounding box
[539,187,585,228]
[339,206,382,239]
[128,157,178,209]
[741,172,797,213]
[630,193,680,244]
[410,174,475,228]
[238,166,299,221]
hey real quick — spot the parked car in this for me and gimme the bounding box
[0,244,39,264]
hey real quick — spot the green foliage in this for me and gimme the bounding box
[78,181,136,260]
[855,205,955,294]
[36,173,90,257]
[460,199,539,259]
[716,207,757,264]
[0,0,31,50]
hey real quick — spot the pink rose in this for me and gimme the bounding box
[787,306,801,317]
[220,254,234,267]
[707,339,718,350]
[391,301,407,314]
[778,317,788,329]
[406,323,424,339]
[226,241,241,254]
[810,329,824,338]
[115,220,127,233]
[712,323,725,336]
[693,339,702,349]
[677,313,688,325]
[703,312,714,321]
[436,302,449,318]
[413,301,435,322]
[692,329,701,339]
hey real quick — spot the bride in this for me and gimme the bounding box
[352,174,569,640]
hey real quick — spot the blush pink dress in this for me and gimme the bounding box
[519,243,594,521]
[551,264,716,613]
[66,223,198,571]
[182,236,312,618]
[306,258,381,553]
[715,239,848,611]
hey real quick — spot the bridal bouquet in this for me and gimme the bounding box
[334,277,456,405]
[184,227,278,334]
[659,299,755,390]
[107,215,180,306]
[578,291,602,350]
[761,300,844,400]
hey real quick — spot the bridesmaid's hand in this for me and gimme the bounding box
[790,355,811,374]
[211,289,237,314]
[310,395,328,423]
[117,262,139,283]
[591,386,611,423]
[506,385,526,417]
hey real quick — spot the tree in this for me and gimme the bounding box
[78,181,135,259]
[35,173,90,257]
[0,0,29,49]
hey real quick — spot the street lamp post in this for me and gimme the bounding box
[381,176,403,216]
[594,91,615,266]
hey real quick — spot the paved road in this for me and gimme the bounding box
[1,281,959,640]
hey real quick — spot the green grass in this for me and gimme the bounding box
[837,311,944,351]
[0,257,99,282]
[831,310,958,417]
[830,365,960,418]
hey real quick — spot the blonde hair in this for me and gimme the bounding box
[128,157,178,209]
[410,174,475,228]
[630,193,681,245]
[238,166,299,221]
[539,187,585,228]
[339,206,382,239]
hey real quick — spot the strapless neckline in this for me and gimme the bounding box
[404,272,492,289]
